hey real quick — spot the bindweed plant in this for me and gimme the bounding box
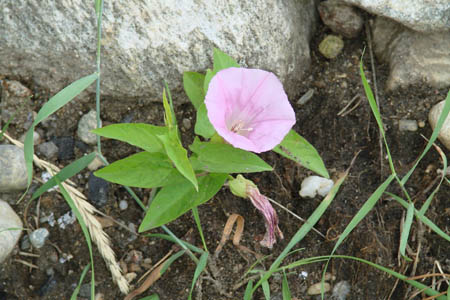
[92,48,329,248]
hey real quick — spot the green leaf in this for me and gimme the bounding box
[163,88,175,129]
[31,152,96,201]
[213,48,240,73]
[194,103,216,139]
[282,271,292,300]
[400,202,414,261]
[138,295,160,300]
[203,69,214,94]
[273,130,329,178]
[24,73,98,186]
[161,250,186,274]
[190,139,272,173]
[94,152,184,188]
[183,72,206,109]
[92,123,168,153]
[158,130,198,190]
[261,279,271,300]
[139,173,227,231]
[188,252,209,300]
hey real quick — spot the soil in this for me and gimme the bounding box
[1,15,449,300]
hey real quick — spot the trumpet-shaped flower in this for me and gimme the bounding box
[229,175,283,248]
[205,67,296,153]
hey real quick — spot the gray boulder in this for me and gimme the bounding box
[341,0,450,32]
[372,17,450,91]
[0,145,28,192]
[0,0,317,104]
[0,200,23,263]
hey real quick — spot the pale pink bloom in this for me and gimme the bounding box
[205,67,296,153]
[246,185,284,248]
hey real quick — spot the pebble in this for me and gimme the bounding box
[398,119,418,132]
[428,100,450,150]
[37,141,59,159]
[20,235,31,250]
[19,130,41,145]
[88,172,109,207]
[332,280,351,300]
[0,145,28,192]
[52,136,75,160]
[182,118,192,130]
[29,228,50,248]
[307,282,331,295]
[77,110,100,145]
[319,35,344,59]
[57,211,76,229]
[119,200,128,211]
[318,0,363,38]
[0,200,23,263]
[87,155,105,171]
[299,176,334,198]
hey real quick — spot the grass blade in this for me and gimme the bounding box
[70,263,91,300]
[244,280,253,300]
[24,73,98,186]
[30,152,96,201]
[188,252,208,300]
[282,271,292,300]
[261,279,271,300]
[386,192,450,242]
[399,202,414,261]
[192,207,208,252]
[145,233,204,253]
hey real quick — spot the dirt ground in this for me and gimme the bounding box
[1,16,449,300]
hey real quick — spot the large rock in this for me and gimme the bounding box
[341,0,450,32]
[0,200,23,263]
[372,17,450,91]
[428,100,450,151]
[0,0,317,104]
[0,145,28,192]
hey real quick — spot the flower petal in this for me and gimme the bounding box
[205,67,295,153]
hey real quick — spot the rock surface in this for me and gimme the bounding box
[29,228,50,249]
[0,200,23,263]
[428,100,450,150]
[372,17,450,91]
[0,80,33,128]
[77,110,99,145]
[0,145,28,192]
[0,0,317,104]
[341,0,450,32]
[318,0,364,38]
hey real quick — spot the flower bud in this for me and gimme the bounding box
[228,174,256,198]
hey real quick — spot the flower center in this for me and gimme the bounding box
[230,119,253,136]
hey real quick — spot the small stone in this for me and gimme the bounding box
[418,120,426,128]
[429,100,450,150]
[57,211,76,229]
[307,282,331,295]
[77,110,100,145]
[88,172,109,207]
[299,176,334,198]
[0,200,23,263]
[318,0,363,38]
[119,200,128,211]
[29,228,50,248]
[182,118,192,130]
[37,141,59,159]
[125,272,137,283]
[87,155,105,171]
[332,281,351,300]
[20,131,41,145]
[0,145,28,192]
[52,136,75,160]
[398,119,418,132]
[20,235,31,250]
[324,272,336,281]
[319,35,344,59]
[95,293,105,300]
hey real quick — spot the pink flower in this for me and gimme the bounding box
[229,175,284,248]
[205,67,296,153]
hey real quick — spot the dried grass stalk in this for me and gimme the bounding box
[2,131,130,294]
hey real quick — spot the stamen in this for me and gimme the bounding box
[230,120,253,134]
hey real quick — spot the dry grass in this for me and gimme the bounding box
[2,131,130,294]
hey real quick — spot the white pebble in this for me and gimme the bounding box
[29,228,49,248]
[299,176,334,198]
[398,119,418,131]
[307,282,331,295]
[332,281,351,300]
[119,200,128,211]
